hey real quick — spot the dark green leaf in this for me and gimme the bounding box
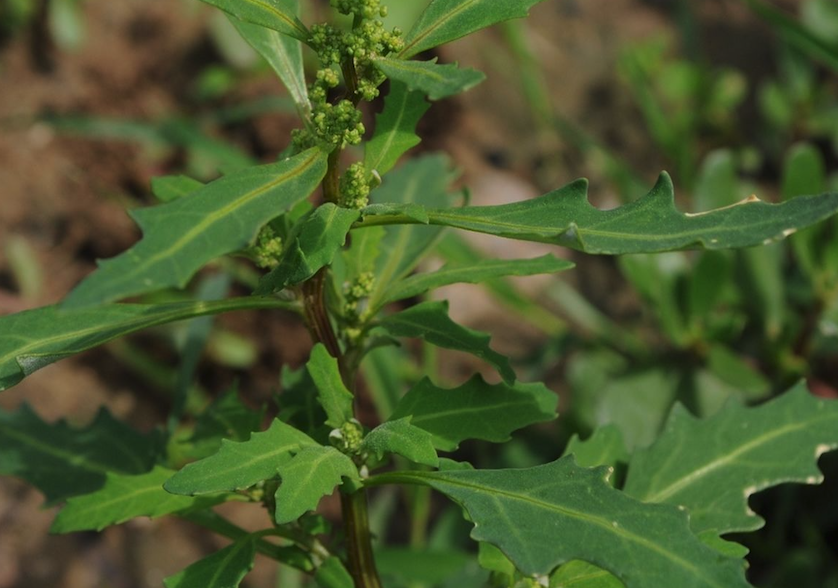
[164,418,317,495]
[184,388,265,460]
[368,458,750,587]
[151,175,204,202]
[63,149,327,308]
[378,301,515,383]
[0,404,160,504]
[400,0,546,58]
[201,0,308,41]
[361,417,439,467]
[278,365,330,442]
[364,81,429,176]
[306,344,354,430]
[373,57,485,101]
[164,538,256,588]
[377,547,473,586]
[563,424,628,486]
[0,297,294,391]
[389,375,556,451]
[274,446,359,524]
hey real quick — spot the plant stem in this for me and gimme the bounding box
[341,490,383,588]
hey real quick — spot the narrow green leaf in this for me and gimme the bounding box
[388,375,557,451]
[378,300,516,384]
[0,297,294,391]
[306,344,354,430]
[357,173,838,254]
[164,538,257,588]
[256,204,360,294]
[379,254,574,307]
[200,0,308,41]
[274,446,359,524]
[51,466,224,533]
[63,148,327,308]
[361,417,439,467]
[364,81,429,176]
[314,557,354,588]
[624,382,838,535]
[368,458,750,587]
[0,404,161,504]
[151,175,204,202]
[372,57,485,101]
[400,0,546,58]
[164,418,317,495]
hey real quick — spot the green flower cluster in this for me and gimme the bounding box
[342,271,374,342]
[330,418,365,455]
[250,226,283,270]
[340,162,372,209]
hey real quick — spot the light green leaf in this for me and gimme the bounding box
[379,254,574,307]
[550,561,624,588]
[0,404,161,504]
[63,149,327,308]
[51,466,224,533]
[624,381,838,535]
[274,446,359,524]
[400,0,546,58]
[164,538,256,588]
[256,204,360,293]
[368,458,750,587]
[357,173,838,254]
[364,81,429,176]
[378,301,516,383]
[164,418,317,495]
[306,344,354,429]
[200,0,308,41]
[388,375,557,451]
[0,297,293,391]
[151,175,204,202]
[361,417,439,467]
[373,57,485,101]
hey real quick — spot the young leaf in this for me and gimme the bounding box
[623,382,838,535]
[368,458,750,588]
[256,204,360,294]
[388,375,557,451]
[550,561,624,588]
[164,538,257,588]
[361,417,439,467]
[201,0,308,41]
[0,404,161,504]
[51,466,225,533]
[378,300,516,384]
[306,344,354,429]
[63,148,327,308]
[151,175,204,202]
[378,254,574,307]
[372,57,485,101]
[364,81,430,176]
[274,446,359,524]
[164,419,317,495]
[400,0,547,58]
[0,297,294,391]
[357,173,838,254]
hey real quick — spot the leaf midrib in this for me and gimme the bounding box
[400,0,477,57]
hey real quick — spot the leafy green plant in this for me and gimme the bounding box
[3,1,838,587]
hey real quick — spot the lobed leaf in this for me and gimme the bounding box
[63,148,327,308]
[364,81,429,176]
[164,538,257,588]
[200,0,308,40]
[151,175,204,202]
[306,344,354,430]
[388,375,557,451]
[361,417,439,467]
[0,297,293,392]
[563,424,629,487]
[378,300,516,383]
[372,57,485,101]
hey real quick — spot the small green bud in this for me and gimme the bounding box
[329,418,365,455]
[251,226,283,270]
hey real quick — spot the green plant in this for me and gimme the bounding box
[4,1,838,587]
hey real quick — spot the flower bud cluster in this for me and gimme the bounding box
[329,418,365,455]
[339,162,372,209]
[342,271,374,342]
[251,226,283,270]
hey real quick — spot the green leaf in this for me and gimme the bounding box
[164,418,317,495]
[378,254,574,307]
[278,365,330,443]
[151,175,204,202]
[377,547,474,586]
[388,375,557,451]
[364,81,430,176]
[400,0,546,58]
[306,344,354,429]
[183,388,266,460]
[51,466,224,533]
[357,173,838,254]
[164,538,256,588]
[368,458,750,587]
[361,417,439,467]
[0,404,160,504]
[256,204,360,294]
[378,301,516,383]
[63,148,327,308]
[563,425,628,487]
[550,561,624,588]
[228,7,309,118]
[0,297,293,391]
[623,382,838,535]
[274,446,359,524]
[200,0,308,41]
[314,557,355,588]
[372,57,485,101]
